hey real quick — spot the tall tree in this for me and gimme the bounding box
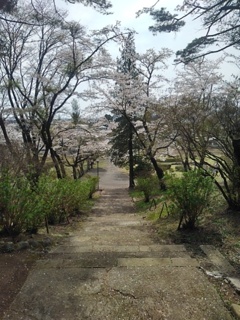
[144,0,240,63]
[167,59,240,211]
[95,46,172,187]
[71,98,81,125]
[113,32,138,189]
[133,48,173,184]
[109,113,141,168]
[0,0,119,183]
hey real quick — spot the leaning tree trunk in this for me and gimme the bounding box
[149,156,166,190]
[50,148,66,179]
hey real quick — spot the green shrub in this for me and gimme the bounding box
[166,169,214,230]
[38,176,97,225]
[0,172,98,235]
[136,175,160,202]
[0,171,44,236]
[83,176,98,198]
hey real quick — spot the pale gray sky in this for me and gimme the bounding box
[56,0,238,80]
[53,0,238,116]
[57,0,201,57]
[54,0,240,95]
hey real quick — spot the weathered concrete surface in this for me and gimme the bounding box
[232,304,240,319]
[3,161,234,320]
[200,245,236,275]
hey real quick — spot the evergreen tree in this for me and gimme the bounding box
[109,113,141,168]
[71,99,81,125]
[145,0,240,63]
[111,32,139,189]
[0,0,17,12]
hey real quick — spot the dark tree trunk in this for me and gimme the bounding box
[183,155,190,172]
[55,152,66,178]
[72,166,77,180]
[149,156,166,190]
[78,162,84,178]
[50,149,65,179]
[128,126,135,189]
[232,139,240,166]
[0,116,13,153]
[149,156,164,179]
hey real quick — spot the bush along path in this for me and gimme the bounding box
[3,161,236,320]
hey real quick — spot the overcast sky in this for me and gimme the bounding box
[57,0,201,57]
[56,0,237,84]
[53,0,239,116]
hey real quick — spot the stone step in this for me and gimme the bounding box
[47,250,190,260]
[50,244,187,254]
[118,257,199,267]
[200,245,236,275]
[35,256,198,269]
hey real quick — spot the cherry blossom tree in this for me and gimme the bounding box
[94,38,172,186]
[167,59,240,211]
[0,0,119,183]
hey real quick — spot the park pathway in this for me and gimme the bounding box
[3,160,234,319]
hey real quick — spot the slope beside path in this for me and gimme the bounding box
[3,161,234,319]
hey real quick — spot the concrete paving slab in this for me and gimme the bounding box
[118,257,172,267]
[3,266,233,320]
[171,257,199,267]
[62,258,118,268]
[200,245,236,275]
[117,257,199,268]
[50,245,93,253]
[227,277,240,293]
[35,259,64,269]
[231,304,240,320]
[148,244,187,252]
[92,245,140,253]
[107,266,233,320]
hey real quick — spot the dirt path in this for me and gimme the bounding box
[3,161,234,319]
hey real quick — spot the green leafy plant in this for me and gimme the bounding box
[136,175,160,202]
[166,169,214,230]
[0,171,44,236]
[38,176,97,225]
[0,172,98,235]
[83,176,98,199]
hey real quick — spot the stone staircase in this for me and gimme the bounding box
[3,182,235,319]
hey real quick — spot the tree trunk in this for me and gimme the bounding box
[149,156,166,190]
[55,152,66,178]
[0,116,13,153]
[149,156,164,179]
[232,139,240,166]
[72,166,77,180]
[183,155,190,172]
[226,194,240,212]
[50,149,63,179]
[128,126,135,189]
